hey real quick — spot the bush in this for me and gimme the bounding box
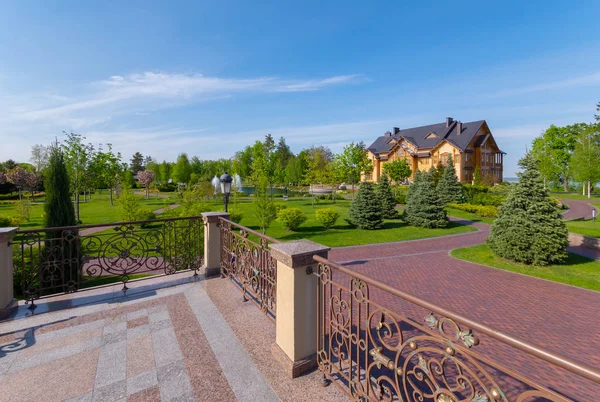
[136,208,157,228]
[228,210,243,224]
[157,182,177,193]
[14,199,32,222]
[277,207,306,231]
[118,190,141,222]
[403,170,448,228]
[315,208,340,229]
[377,174,399,219]
[462,184,489,201]
[471,193,505,207]
[0,216,12,227]
[348,182,383,230]
[274,203,288,214]
[448,203,498,218]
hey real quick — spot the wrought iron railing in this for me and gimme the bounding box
[13,216,204,306]
[219,217,279,320]
[313,255,600,402]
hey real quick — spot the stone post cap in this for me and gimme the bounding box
[0,227,18,243]
[201,212,230,223]
[270,240,330,268]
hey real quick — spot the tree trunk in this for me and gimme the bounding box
[110,188,114,206]
[588,181,592,199]
[75,192,80,222]
[563,179,569,192]
[583,184,586,196]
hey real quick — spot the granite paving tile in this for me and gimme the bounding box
[126,369,158,396]
[127,323,150,340]
[126,333,155,377]
[127,315,149,329]
[151,326,183,367]
[157,359,193,401]
[92,379,127,402]
[94,340,127,389]
[127,385,161,402]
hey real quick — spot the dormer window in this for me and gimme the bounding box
[424,132,439,140]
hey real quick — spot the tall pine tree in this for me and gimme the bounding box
[377,174,399,219]
[348,182,383,229]
[403,170,448,228]
[437,156,464,205]
[486,154,568,265]
[44,146,76,229]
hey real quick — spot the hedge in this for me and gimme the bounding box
[448,203,498,218]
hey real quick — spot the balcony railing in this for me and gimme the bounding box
[313,255,600,401]
[219,217,279,320]
[12,216,204,307]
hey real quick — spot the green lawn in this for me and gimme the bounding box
[233,197,476,247]
[566,220,600,238]
[551,193,600,201]
[451,244,600,292]
[0,193,174,230]
[445,207,495,224]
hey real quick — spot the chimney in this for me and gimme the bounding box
[384,131,392,137]
[446,117,453,127]
[457,121,463,135]
[393,127,400,135]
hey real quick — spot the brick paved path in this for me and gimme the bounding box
[328,220,600,400]
[559,197,598,220]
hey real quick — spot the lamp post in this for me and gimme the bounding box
[220,172,233,212]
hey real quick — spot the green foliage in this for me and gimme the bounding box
[348,182,383,229]
[172,153,192,184]
[376,174,399,219]
[130,152,145,174]
[254,176,276,233]
[436,157,463,205]
[383,158,412,184]
[274,203,288,214]
[470,193,505,207]
[277,207,307,231]
[462,184,488,202]
[44,146,76,229]
[403,170,448,228]
[333,141,372,185]
[177,187,211,217]
[228,210,243,224]
[429,162,444,186]
[315,208,340,229]
[0,215,12,227]
[117,189,141,221]
[473,166,482,185]
[137,207,157,228]
[570,125,600,197]
[448,203,498,218]
[122,171,136,188]
[486,154,569,266]
[14,199,32,222]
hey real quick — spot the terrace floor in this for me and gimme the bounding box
[0,274,345,402]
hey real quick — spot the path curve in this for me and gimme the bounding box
[559,197,598,220]
[328,217,600,400]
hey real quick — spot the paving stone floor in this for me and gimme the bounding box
[0,276,343,402]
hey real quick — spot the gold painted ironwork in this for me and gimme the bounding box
[314,256,599,402]
[219,218,279,320]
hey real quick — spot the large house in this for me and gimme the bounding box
[364,117,505,184]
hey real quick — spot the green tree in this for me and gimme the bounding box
[376,174,399,219]
[473,166,482,185]
[44,145,78,291]
[403,170,448,228]
[30,144,49,172]
[348,182,383,229]
[234,146,254,180]
[430,162,444,186]
[304,146,333,184]
[172,153,192,184]
[273,137,294,185]
[437,156,464,205]
[487,154,568,265]
[130,152,145,175]
[333,141,372,198]
[158,161,173,184]
[383,158,412,184]
[570,125,600,198]
[92,144,123,205]
[285,154,308,185]
[62,132,94,222]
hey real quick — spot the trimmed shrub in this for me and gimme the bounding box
[228,210,243,224]
[136,208,157,228]
[315,208,340,229]
[277,207,307,231]
[471,192,505,207]
[448,203,498,218]
[0,216,12,227]
[274,203,288,214]
[486,154,568,266]
[377,174,399,219]
[348,182,383,230]
[436,158,464,205]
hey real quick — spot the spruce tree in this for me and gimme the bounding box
[403,170,448,228]
[486,154,568,265]
[348,182,383,229]
[377,174,399,219]
[437,156,464,205]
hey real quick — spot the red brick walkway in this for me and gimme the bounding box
[559,197,598,220]
[328,220,600,400]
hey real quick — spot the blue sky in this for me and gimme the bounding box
[1,1,599,176]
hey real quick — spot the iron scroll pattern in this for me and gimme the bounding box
[315,262,570,402]
[219,218,277,320]
[14,216,204,304]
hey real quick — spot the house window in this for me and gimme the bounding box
[465,153,470,162]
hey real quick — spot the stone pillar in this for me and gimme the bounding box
[201,212,229,277]
[270,239,330,378]
[0,228,18,319]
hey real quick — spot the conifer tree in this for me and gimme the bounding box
[437,156,464,205]
[377,174,399,219]
[403,170,448,228]
[348,182,383,229]
[486,154,568,265]
[44,146,76,229]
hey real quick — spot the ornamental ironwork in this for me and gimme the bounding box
[219,217,279,320]
[13,216,204,307]
[313,256,599,402]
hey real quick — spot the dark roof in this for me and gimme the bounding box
[367,120,486,155]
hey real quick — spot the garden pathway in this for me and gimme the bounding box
[328,218,600,400]
[559,197,598,220]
